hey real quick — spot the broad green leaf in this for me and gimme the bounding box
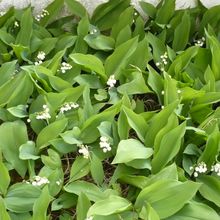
[166,201,220,220]
[70,156,90,182]
[15,8,33,47]
[7,105,28,118]
[91,0,130,30]
[39,0,64,26]
[32,186,51,220]
[64,181,105,202]
[36,118,68,150]
[145,101,179,147]
[117,71,150,95]
[105,37,138,78]
[70,53,107,80]
[91,154,104,185]
[155,0,175,24]
[0,120,28,177]
[84,34,115,51]
[0,161,10,196]
[152,122,186,173]
[198,175,220,207]
[111,7,134,40]
[135,179,201,219]
[123,105,148,142]
[5,183,41,213]
[168,46,199,77]
[112,139,153,164]
[139,2,157,18]
[65,0,87,18]
[0,60,17,86]
[139,204,160,220]
[198,125,220,167]
[0,196,10,220]
[19,141,39,160]
[76,193,91,220]
[87,195,132,216]
[172,11,191,51]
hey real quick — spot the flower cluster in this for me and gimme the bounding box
[194,37,205,47]
[60,62,72,73]
[156,52,168,72]
[99,136,111,153]
[78,144,90,159]
[211,163,220,176]
[14,21,19,28]
[59,102,79,114]
[35,51,46,65]
[36,105,51,120]
[107,75,117,88]
[26,176,50,186]
[35,9,49,22]
[190,161,207,177]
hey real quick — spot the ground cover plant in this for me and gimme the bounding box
[0,0,220,219]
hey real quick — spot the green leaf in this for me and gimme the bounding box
[76,193,91,220]
[5,183,41,213]
[155,0,175,24]
[19,141,40,160]
[105,37,138,78]
[91,154,104,185]
[0,161,10,196]
[65,0,87,18]
[0,196,10,220]
[198,125,220,167]
[135,179,201,219]
[87,195,132,216]
[15,8,33,47]
[70,53,107,80]
[139,2,157,18]
[166,201,220,220]
[70,156,90,182]
[7,105,28,118]
[84,34,115,51]
[145,101,179,147]
[152,122,186,173]
[39,0,64,26]
[112,139,153,164]
[123,105,148,142]
[36,118,68,150]
[0,120,28,177]
[91,0,130,31]
[198,175,220,207]
[117,71,150,95]
[172,11,191,51]
[32,186,52,220]
[64,181,105,202]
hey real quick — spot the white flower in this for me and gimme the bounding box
[56,179,62,186]
[161,90,165,95]
[211,163,220,176]
[177,89,181,94]
[37,51,46,61]
[107,75,117,88]
[78,144,90,159]
[60,62,72,73]
[36,105,51,120]
[30,176,50,186]
[59,102,79,114]
[35,9,49,21]
[192,162,207,177]
[27,118,31,123]
[0,11,6,16]
[99,136,111,153]
[195,37,205,47]
[14,21,19,28]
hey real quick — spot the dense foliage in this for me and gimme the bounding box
[0,0,220,219]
